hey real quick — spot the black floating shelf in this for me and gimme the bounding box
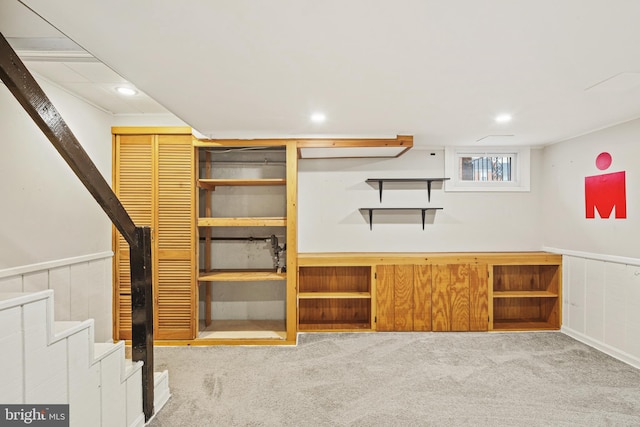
[359,207,443,230]
[366,178,450,202]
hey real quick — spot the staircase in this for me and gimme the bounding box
[0,290,170,427]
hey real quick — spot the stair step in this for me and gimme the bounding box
[124,358,144,380]
[0,290,170,425]
[154,370,171,410]
[0,290,52,310]
[94,342,121,361]
[54,320,82,334]
[52,319,93,342]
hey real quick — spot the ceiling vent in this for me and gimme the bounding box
[585,72,640,92]
[475,135,515,143]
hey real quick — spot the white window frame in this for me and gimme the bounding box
[444,146,530,192]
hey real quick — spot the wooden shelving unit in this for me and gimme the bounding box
[297,266,373,331]
[195,142,297,343]
[298,252,562,334]
[491,263,561,331]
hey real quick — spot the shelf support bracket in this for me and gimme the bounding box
[377,180,383,202]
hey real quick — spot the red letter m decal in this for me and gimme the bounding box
[585,171,626,219]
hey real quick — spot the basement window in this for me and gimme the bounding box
[444,147,530,192]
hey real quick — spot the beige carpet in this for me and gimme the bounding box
[148,332,640,426]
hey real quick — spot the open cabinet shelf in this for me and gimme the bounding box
[297,266,373,331]
[491,263,561,331]
[298,291,371,299]
[198,319,286,340]
[198,178,286,190]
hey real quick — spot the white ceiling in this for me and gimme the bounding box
[0,1,170,116]
[3,1,640,147]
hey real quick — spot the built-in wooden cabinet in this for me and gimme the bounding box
[491,263,561,331]
[298,266,372,330]
[112,127,559,343]
[112,127,197,341]
[376,265,432,331]
[298,253,561,333]
[194,140,297,343]
[432,264,488,332]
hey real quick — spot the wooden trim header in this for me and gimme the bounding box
[112,126,192,135]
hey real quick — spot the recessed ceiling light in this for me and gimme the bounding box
[310,112,326,123]
[116,87,137,96]
[495,114,512,123]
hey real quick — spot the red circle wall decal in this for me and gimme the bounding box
[596,152,612,170]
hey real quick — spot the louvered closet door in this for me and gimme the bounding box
[156,135,196,339]
[113,135,154,340]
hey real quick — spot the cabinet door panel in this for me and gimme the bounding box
[157,136,196,339]
[376,265,395,331]
[113,135,153,340]
[393,265,414,331]
[431,264,452,331]
[449,264,470,331]
[469,264,489,331]
[432,264,471,332]
[413,265,432,331]
[114,132,196,341]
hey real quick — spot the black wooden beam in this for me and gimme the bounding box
[0,32,137,247]
[130,227,154,420]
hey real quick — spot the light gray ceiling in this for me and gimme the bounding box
[4,1,640,147]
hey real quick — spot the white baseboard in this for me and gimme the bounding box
[562,326,640,370]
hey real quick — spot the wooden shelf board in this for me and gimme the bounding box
[298,322,371,330]
[198,178,286,190]
[297,252,562,266]
[199,270,286,281]
[298,292,371,299]
[492,319,559,331]
[198,217,286,227]
[198,330,287,340]
[493,291,558,298]
[198,319,286,340]
[366,178,450,183]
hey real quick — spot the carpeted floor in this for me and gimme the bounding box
[148,332,640,426]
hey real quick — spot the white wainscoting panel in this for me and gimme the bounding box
[0,252,113,342]
[550,247,640,369]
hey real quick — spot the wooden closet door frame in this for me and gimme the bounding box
[112,127,196,341]
[112,133,155,340]
[155,134,197,339]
